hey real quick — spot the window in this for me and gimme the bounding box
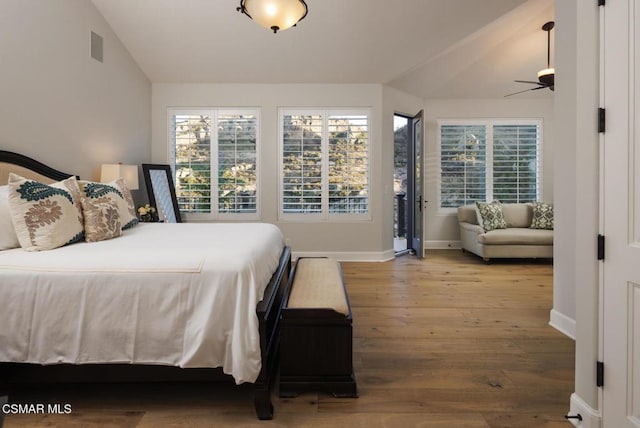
[439,120,541,208]
[169,109,259,220]
[440,124,487,208]
[280,109,370,219]
[492,124,539,203]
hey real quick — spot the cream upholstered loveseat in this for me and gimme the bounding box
[457,203,553,261]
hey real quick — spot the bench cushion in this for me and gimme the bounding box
[288,258,349,316]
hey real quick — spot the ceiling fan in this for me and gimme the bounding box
[505,21,555,97]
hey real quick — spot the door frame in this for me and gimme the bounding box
[394,111,424,258]
[408,110,424,258]
[600,0,640,426]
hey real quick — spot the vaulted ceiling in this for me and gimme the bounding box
[91,0,554,99]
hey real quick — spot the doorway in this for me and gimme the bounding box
[393,112,424,258]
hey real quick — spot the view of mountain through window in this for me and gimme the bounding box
[170,109,258,219]
[281,110,369,218]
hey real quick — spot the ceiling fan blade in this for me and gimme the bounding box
[514,80,545,86]
[504,85,548,98]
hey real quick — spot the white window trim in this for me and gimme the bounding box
[278,108,372,222]
[167,107,261,221]
[437,118,543,214]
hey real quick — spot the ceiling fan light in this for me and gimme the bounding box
[537,68,555,86]
[239,0,308,33]
[507,21,555,96]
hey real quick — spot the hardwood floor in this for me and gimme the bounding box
[4,250,573,427]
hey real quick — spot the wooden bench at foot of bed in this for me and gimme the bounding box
[279,258,358,398]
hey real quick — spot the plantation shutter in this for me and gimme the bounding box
[170,109,259,219]
[328,114,369,214]
[492,124,539,203]
[172,113,212,214]
[282,114,323,213]
[440,125,487,208]
[217,113,258,213]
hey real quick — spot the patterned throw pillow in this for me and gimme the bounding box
[475,201,507,232]
[80,197,122,242]
[7,173,84,251]
[79,178,138,230]
[530,202,554,230]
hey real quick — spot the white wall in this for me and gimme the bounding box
[423,98,554,246]
[552,1,577,339]
[152,83,391,260]
[554,0,600,415]
[0,0,151,186]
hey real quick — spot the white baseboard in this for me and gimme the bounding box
[292,250,395,262]
[425,240,461,249]
[567,393,601,427]
[549,309,576,340]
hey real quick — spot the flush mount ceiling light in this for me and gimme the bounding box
[237,0,308,34]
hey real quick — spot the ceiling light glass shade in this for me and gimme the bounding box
[239,0,308,33]
[537,68,555,86]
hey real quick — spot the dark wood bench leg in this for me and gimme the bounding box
[330,379,358,398]
[253,385,273,420]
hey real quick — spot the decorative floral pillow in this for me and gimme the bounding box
[475,201,507,232]
[79,178,138,230]
[530,202,554,230]
[7,173,84,251]
[80,197,122,242]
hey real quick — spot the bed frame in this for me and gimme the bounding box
[0,150,291,420]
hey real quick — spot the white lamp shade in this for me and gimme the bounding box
[100,164,139,190]
[242,0,307,32]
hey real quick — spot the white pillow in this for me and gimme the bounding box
[0,185,20,250]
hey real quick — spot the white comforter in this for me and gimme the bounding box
[0,222,284,384]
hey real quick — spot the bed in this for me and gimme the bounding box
[0,150,291,420]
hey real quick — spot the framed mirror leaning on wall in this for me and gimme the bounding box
[141,164,182,223]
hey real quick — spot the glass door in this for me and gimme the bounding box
[393,115,409,254]
[393,111,424,258]
[410,111,424,258]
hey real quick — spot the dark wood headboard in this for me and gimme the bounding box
[0,150,78,184]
